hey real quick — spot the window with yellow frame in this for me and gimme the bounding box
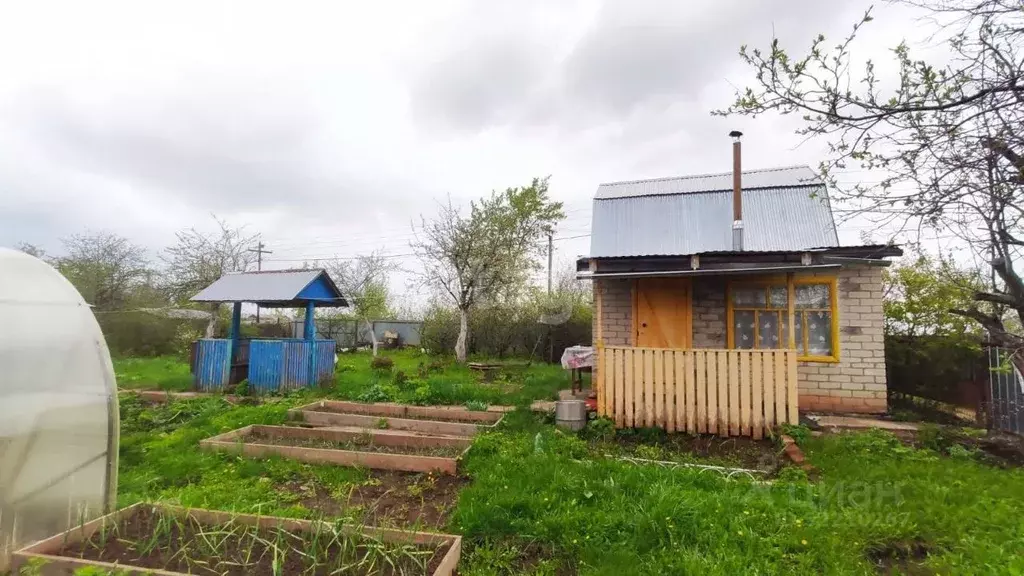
[726,277,839,362]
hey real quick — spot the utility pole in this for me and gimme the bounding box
[248,241,273,323]
[547,232,553,294]
[547,232,553,363]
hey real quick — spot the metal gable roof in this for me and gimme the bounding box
[190,269,348,307]
[595,165,822,199]
[589,166,839,258]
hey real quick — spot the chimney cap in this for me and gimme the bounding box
[729,130,744,140]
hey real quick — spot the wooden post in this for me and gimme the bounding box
[594,278,604,410]
[303,301,316,340]
[597,340,606,416]
[229,301,242,364]
[304,301,317,387]
[786,273,798,424]
[787,273,796,350]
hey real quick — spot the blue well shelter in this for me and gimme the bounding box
[189,269,347,393]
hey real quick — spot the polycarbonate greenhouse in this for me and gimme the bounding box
[0,248,119,570]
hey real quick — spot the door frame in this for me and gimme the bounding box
[632,277,693,348]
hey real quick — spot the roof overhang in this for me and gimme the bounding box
[577,264,841,280]
[245,298,349,308]
[576,244,901,279]
[190,269,349,308]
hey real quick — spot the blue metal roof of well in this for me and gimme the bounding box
[190,269,348,307]
[589,166,839,258]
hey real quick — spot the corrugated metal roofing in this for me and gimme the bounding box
[595,165,822,199]
[589,177,839,258]
[190,269,347,306]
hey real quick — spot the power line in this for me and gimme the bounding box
[267,217,594,253]
[262,206,593,252]
[247,241,273,322]
[263,234,591,264]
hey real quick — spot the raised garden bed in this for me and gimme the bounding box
[290,401,503,436]
[12,502,461,576]
[201,425,471,474]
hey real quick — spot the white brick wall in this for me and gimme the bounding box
[592,264,889,414]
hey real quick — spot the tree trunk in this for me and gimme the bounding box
[455,308,469,363]
[204,304,219,338]
[363,317,378,357]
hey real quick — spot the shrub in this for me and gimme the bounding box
[582,416,616,442]
[420,298,592,360]
[918,423,964,454]
[97,312,200,357]
[369,356,394,371]
[779,423,812,444]
[357,383,398,403]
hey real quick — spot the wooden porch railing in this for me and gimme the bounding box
[596,346,799,439]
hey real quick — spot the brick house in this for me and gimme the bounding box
[577,156,901,425]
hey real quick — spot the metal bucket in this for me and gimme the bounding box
[555,400,587,431]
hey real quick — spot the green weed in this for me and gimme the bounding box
[113,356,193,391]
[453,413,1024,575]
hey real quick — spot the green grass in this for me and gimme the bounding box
[114,349,572,406]
[111,352,1024,575]
[330,349,570,407]
[113,356,194,391]
[454,414,1024,575]
[117,393,393,523]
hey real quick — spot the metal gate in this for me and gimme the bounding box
[988,347,1024,435]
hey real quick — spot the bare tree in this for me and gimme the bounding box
[53,232,151,310]
[305,252,396,355]
[15,242,46,259]
[719,0,1024,353]
[554,260,592,309]
[412,177,564,362]
[163,215,259,336]
[313,252,396,320]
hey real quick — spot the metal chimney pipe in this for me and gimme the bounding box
[729,130,744,251]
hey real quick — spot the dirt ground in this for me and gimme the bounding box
[280,470,468,530]
[62,505,453,576]
[863,427,1024,469]
[601,432,783,472]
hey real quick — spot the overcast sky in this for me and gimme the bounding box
[0,1,948,304]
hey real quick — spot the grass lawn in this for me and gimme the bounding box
[113,356,194,391]
[114,348,574,405]
[111,351,1024,575]
[331,349,570,407]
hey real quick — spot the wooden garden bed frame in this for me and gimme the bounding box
[11,502,461,576]
[200,424,471,474]
[289,400,504,437]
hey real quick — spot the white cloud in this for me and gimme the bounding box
[0,0,929,295]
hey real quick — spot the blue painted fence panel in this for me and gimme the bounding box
[249,340,284,394]
[194,339,231,391]
[314,340,336,384]
[282,340,311,391]
[248,339,336,393]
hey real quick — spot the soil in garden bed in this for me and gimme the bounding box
[246,430,466,458]
[311,405,491,424]
[281,471,469,530]
[61,506,451,576]
[596,431,783,471]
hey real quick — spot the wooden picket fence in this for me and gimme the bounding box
[596,346,799,439]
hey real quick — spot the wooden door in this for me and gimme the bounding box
[635,278,692,348]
